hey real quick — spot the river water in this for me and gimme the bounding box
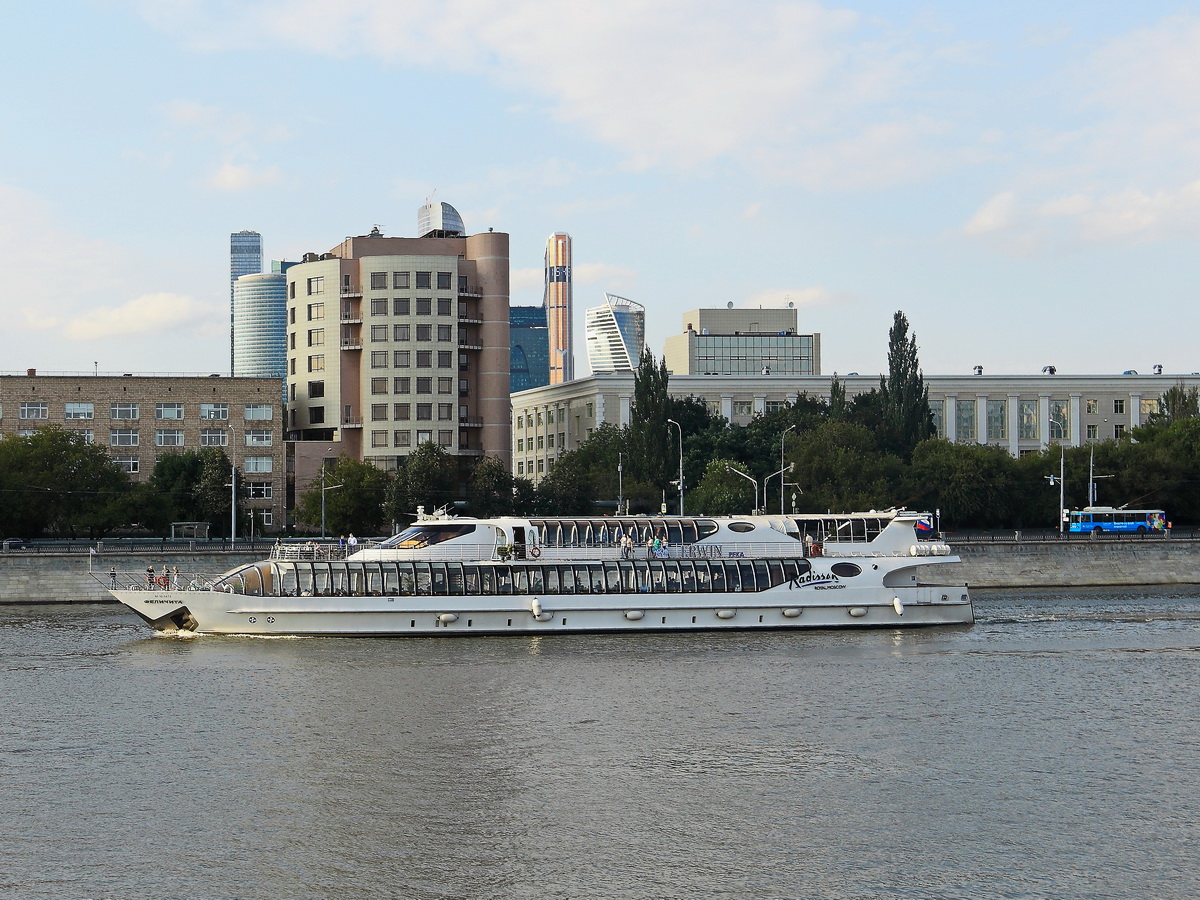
[2,588,1198,900]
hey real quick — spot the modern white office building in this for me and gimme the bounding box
[230,230,263,374]
[584,293,645,373]
[663,307,820,376]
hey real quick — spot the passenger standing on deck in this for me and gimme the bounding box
[347,533,358,551]
[339,535,346,553]
[109,566,118,589]
[145,566,155,588]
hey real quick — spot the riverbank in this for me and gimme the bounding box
[1,538,1198,602]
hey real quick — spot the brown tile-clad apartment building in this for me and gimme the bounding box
[0,373,285,530]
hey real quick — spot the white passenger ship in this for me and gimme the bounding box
[108,509,973,636]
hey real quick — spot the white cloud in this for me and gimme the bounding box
[963,192,1017,236]
[510,267,544,295]
[133,0,959,189]
[209,160,281,191]
[573,262,636,289]
[64,293,215,341]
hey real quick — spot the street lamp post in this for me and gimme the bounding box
[319,448,342,539]
[667,418,684,516]
[1044,445,1065,534]
[780,424,796,514]
[725,464,759,515]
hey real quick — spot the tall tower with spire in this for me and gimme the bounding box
[544,232,573,384]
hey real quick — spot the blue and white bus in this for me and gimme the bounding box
[1067,507,1168,534]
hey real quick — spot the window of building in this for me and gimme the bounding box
[437,351,452,368]
[1049,400,1070,441]
[200,429,227,446]
[460,354,469,371]
[1018,400,1038,440]
[110,429,139,446]
[244,404,272,420]
[956,399,976,441]
[415,272,431,289]
[308,355,325,372]
[458,275,468,292]
[417,403,433,420]
[1115,423,1127,438]
[306,277,324,295]
[370,403,388,421]
[537,459,544,474]
[307,328,324,347]
[415,298,432,316]
[370,325,389,342]
[394,377,411,394]
[394,403,411,421]
[438,430,453,446]
[308,381,325,399]
[155,429,184,447]
[244,456,273,474]
[416,324,432,341]
[1141,398,1159,417]
[393,272,409,289]
[393,298,410,315]
[114,456,139,474]
[436,272,452,290]
[371,377,388,395]
[289,284,296,302]
[368,299,386,316]
[929,400,944,438]
[394,430,411,447]
[1087,423,1099,440]
[200,403,228,420]
[65,402,94,420]
[110,403,139,420]
[416,377,432,394]
[537,435,544,449]
[371,430,388,448]
[417,430,433,445]
[307,302,324,321]
[517,461,525,475]
[414,350,431,368]
[437,298,452,316]
[247,482,273,499]
[437,377,452,394]
[1086,399,1098,415]
[517,438,524,452]
[558,432,565,448]
[394,350,411,368]
[309,407,325,425]
[547,433,555,448]
[459,379,469,396]
[437,325,453,342]
[394,324,410,341]
[438,403,453,420]
[1114,399,1126,415]
[370,351,389,368]
[733,401,753,417]
[986,400,1007,441]
[289,359,296,376]
[370,272,387,290]
[245,430,272,446]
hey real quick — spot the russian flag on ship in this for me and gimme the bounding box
[915,517,934,535]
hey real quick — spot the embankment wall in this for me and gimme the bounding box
[0,554,260,604]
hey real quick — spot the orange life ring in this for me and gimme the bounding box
[810,544,822,557]
[529,546,541,558]
[155,575,169,587]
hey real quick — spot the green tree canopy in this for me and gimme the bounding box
[878,311,934,459]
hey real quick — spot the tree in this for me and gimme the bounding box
[296,456,391,535]
[791,421,904,513]
[627,349,671,488]
[1150,383,1200,425]
[0,428,137,538]
[877,311,934,459]
[907,439,1016,529]
[470,456,516,517]
[383,443,458,526]
[191,448,244,538]
[688,458,759,515]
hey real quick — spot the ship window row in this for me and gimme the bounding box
[530,518,721,548]
[254,558,818,598]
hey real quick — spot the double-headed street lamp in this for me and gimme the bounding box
[667,418,684,516]
[725,464,759,515]
[780,424,796,514]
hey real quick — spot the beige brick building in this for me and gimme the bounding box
[284,205,511,485]
[0,372,285,531]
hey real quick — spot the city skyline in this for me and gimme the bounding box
[3,3,1199,379]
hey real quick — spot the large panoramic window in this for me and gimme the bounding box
[1018,400,1038,440]
[200,403,228,420]
[65,402,94,420]
[20,401,49,419]
[955,399,976,441]
[986,400,1007,441]
[110,403,139,420]
[1049,400,1070,441]
[155,403,182,420]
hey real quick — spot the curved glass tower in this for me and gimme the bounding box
[585,293,645,373]
[233,273,287,378]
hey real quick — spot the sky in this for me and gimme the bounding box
[2,1,1199,379]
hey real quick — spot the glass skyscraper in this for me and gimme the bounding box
[232,272,287,379]
[230,230,263,373]
[510,306,551,392]
[585,294,645,373]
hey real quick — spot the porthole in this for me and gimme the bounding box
[728,522,756,533]
[830,562,862,578]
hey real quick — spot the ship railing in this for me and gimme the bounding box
[272,545,353,561]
